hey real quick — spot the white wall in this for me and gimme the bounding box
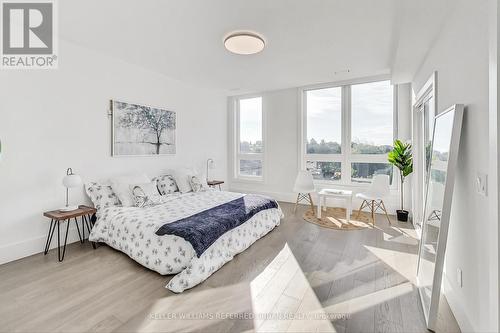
[411,0,493,331]
[0,40,227,264]
[228,83,412,214]
[488,0,500,330]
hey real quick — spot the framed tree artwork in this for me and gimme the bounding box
[111,100,176,156]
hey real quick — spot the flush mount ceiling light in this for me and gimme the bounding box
[224,32,265,55]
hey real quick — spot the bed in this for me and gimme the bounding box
[88,189,283,292]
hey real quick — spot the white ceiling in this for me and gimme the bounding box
[390,0,457,84]
[60,0,453,94]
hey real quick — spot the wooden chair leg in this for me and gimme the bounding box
[308,193,315,213]
[371,200,375,225]
[355,200,366,220]
[380,200,392,225]
[294,193,300,214]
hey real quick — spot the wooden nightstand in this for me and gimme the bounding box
[43,205,97,262]
[207,180,224,190]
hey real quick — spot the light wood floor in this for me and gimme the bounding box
[0,202,460,333]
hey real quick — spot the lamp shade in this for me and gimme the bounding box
[293,170,315,193]
[62,174,82,188]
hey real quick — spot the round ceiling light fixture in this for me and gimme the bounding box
[224,32,265,55]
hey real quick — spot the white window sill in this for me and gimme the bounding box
[313,180,398,191]
[232,176,264,184]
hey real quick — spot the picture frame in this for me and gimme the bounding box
[110,100,176,156]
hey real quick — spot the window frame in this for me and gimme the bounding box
[412,71,437,234]
[234,95,265,182]
[299,76,398,188]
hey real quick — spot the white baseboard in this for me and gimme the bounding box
[443,274,475,332]
[0,226,86,265]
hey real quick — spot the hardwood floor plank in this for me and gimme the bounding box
[399,285,428,333]
[89,315,123,333]
[344,279,376,333]
[257,294,301,332]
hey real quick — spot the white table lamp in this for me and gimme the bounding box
[206,158,216,182]
[61,168,82,212]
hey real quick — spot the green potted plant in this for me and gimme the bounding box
[387,140,413,222]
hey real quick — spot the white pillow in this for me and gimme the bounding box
[110,174,150,206]
[189,175,208,192]
[129,182,164,207]
[173,169,192,193]
[129,182,158,197]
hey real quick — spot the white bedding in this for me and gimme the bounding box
[89,190,282,292]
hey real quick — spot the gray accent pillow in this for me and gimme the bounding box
[153,174,179,195]
[85,182,121,210]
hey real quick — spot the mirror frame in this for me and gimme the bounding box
[416,104,464,331]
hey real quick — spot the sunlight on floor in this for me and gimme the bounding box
[124,223,423,333]
[130,243,337,332]
[364,245,418,285]
[323,282,415,315]
[251,243,336,332]
[383,230,419,246]
[363,224,420,286]
[130,282,255,332]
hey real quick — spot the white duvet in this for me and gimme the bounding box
[89,190,282,292]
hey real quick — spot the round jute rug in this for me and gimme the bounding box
[303,207,374,230]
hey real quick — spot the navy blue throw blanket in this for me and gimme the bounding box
[155,195,278,257]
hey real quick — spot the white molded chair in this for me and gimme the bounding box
[427,181,445,223]
[293,170,315,214]
[355,174,391,225]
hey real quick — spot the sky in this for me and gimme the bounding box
[239,97,262,143]
[306,87,342,143]
[432,109,453,154]
[307,80,394,146]
[239,81,394,145]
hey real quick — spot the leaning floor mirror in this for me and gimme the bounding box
[417,104,464,331]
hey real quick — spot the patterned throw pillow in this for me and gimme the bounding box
[153,175,178,195]
[85,182,121,210]
[189,175,207,193]
[130,183,164,208]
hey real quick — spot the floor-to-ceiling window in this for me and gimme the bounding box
[235,96,264,180]
[301,78,396,186]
